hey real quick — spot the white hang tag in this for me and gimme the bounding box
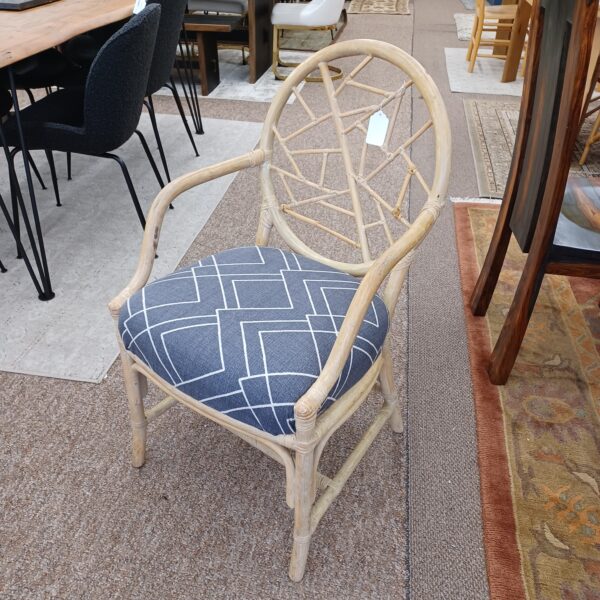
[133,0,146,14]
[366,110,389,147]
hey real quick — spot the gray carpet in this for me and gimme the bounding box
[408,1,490,598]
[0,116,261,382]
[0,1,492,598]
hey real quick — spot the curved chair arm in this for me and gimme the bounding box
[108,149,266,318]
[294,205,440,422]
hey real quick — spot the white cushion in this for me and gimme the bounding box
[271,0,345,27]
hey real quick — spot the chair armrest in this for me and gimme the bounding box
[108,149,266,318]
[294,206,438,422]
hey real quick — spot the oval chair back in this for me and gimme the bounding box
[146,0,189,96]
[83,4,161,153]
[258,39,451,285]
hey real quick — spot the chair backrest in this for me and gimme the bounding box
[257,40,451,286]
[83,4,161,152]
[299,0,345,27]
[146,0,189,95]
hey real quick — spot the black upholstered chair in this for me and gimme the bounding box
[143,0,200,182]
[3,6,163,227]
[9,0,199,184]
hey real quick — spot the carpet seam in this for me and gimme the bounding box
[405,1,415,598]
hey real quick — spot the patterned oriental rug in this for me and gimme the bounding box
[348,0,409,15]
[454,202,600,600]
[464,99,600,198]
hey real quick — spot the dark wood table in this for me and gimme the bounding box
[185,0,273,95]
[184,14,245,96]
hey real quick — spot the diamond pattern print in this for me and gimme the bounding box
[119,246,389,436]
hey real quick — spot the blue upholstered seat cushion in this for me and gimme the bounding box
[118,246,389,436]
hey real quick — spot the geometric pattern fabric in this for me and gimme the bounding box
[119,246,389,435]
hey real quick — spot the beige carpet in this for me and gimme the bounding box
[464,98,600,197]
[348,0,409,15]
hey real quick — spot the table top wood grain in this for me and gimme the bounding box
[0,0,135,69]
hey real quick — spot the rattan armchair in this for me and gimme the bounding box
[109,39,451,581]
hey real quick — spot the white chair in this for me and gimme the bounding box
[271,0,347,81]
[187,0,248,15]
[109,40,451,581]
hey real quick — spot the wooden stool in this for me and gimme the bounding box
[467,0,518,73]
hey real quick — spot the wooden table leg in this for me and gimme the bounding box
[248,0,273,83]
[501,0,531,83]
[196,31,220,96]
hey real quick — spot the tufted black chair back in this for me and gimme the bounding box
[83,4,161,153]
[146,0,189,96]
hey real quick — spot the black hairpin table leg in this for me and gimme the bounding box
[6,66,55,300]
[179,24,204,135]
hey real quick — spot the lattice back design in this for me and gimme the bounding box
[259,40,451,275]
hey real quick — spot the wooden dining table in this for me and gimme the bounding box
[0,0,136,70]
[0,0,137,299]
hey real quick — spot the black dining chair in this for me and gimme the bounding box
[143,0,200,182]
[2,5,163,227]
[9,0,200,184]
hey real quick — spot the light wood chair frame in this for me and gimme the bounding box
[466,0,518,73]
[109,39,451,581]
[271,9,347,82]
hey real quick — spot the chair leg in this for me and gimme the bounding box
[25,151,47,190]
[289,447,315,582]
[468,14,483,73]
[24,88,35,105]
[67,152,72,180]
[379,341,403,433]
[134,130,165,189]
[7,151,21,257]
[120,346,148,468]
[102,152,146,229]
[580,111,600,165]
[145,95,171,183]
[177,33,204,135]
[466,13,479,61]
[167,78,199,157]
[44,149,61,207]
